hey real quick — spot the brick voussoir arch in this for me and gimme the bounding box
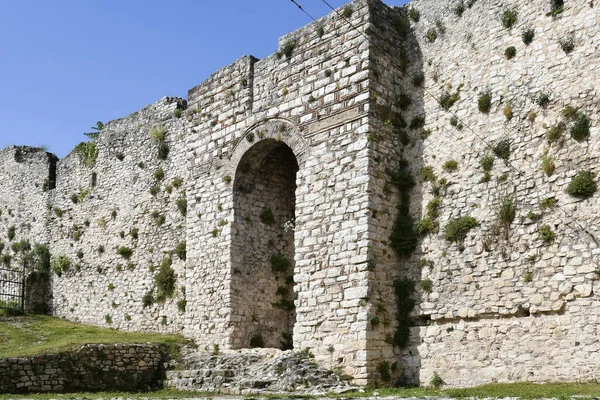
[226,118,309,176]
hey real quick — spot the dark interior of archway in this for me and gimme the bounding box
[231,139,299,349]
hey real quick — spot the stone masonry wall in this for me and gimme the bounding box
[0,344,165,393]
[0,146,54,310]
[184,0,374,383]
[49,97,190,333]
[385,0,600,387]
[1,0,599,389]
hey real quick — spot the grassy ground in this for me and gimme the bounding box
[339,382,600,398]
[1,383,599,399]
[0,314,189,358]
[1,316,598,399]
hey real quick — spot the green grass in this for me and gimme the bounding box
[0,388,210,399]
[329,382,600,398]
[0,315,189,358]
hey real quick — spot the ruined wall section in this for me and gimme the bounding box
[184,0,375,383]
[49,97,190,333]
[0,146,54,309]
[397,0,600,386]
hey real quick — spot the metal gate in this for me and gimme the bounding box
[0,264,25,314]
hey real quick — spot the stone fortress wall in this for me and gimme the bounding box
[0,0,598,388]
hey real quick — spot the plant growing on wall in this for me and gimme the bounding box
[116,246,133,260]
[537,93,551,108]
[546,122,565,144]
[444,216,478,246]
[260,208,275,224]
[501,9,518,29]
[442,160,458,172]
[270,253,291,273]
[175,241,186,261]
[74,141,98,168]
[541,154,555,176]
[522,28,535,45]
[566,171,597,198]
[51,254,71,277]
[421,166,437,182]
[478,90,492,113]
[389,160,417,257]
[154,257,176,302]
[439,88,461,110]
[538,224,556,244]
[493,138,511,160]
[569,113,590,142]
[176,196,187,216]
[393,278,415,348]
[497,195,517,236]
[504,46,516,59]
[154,168,164,180]
[342,5,353,18]
[7,226,16,241]
[84,121,104,139]
[277,40,297,59]
[550,0,564,15]
[408,8,420,22]
[142,291,155,308]
[425,28,438,43]
[559,36,575,54]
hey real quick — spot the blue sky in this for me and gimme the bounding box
[0,0,408,158]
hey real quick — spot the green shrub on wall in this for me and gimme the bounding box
[570,113,590,142]
[444,216,478,244]
[566,171,597,198]
[155,257,176,303]
[478,90,492,113]
[74,141,98,168]
[522,28,535,45]
[501,9,518,29]
[538,224,556,245]
[51,255,71,277]
[389,160,418,257]
[393,278,415,348]
[504,46,516,59]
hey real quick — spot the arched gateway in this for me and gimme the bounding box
[227,119,308,349]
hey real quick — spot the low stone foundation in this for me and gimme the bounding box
[0,344,166,393]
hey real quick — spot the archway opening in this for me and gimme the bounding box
[231,139,298,349]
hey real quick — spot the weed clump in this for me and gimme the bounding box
[277,40,297,59]
[505,46,516,59]
[444,216,478,244]
[538,224,556,245]
[537,93,551,108]
[566,171,597,198]
[443,160,458,172]
[393,278,415,348]
[559,36,574,54]
[478,90,492,113]
[522,28,535,45]
[502,9,518,29]
[425,28,438,43]
[271,253,291,273]
[570,113,590,142]
[117,246,133,260]
[493,138,511,160]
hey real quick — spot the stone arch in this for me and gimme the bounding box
[229,120,304,349]
[225,118,309,177]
